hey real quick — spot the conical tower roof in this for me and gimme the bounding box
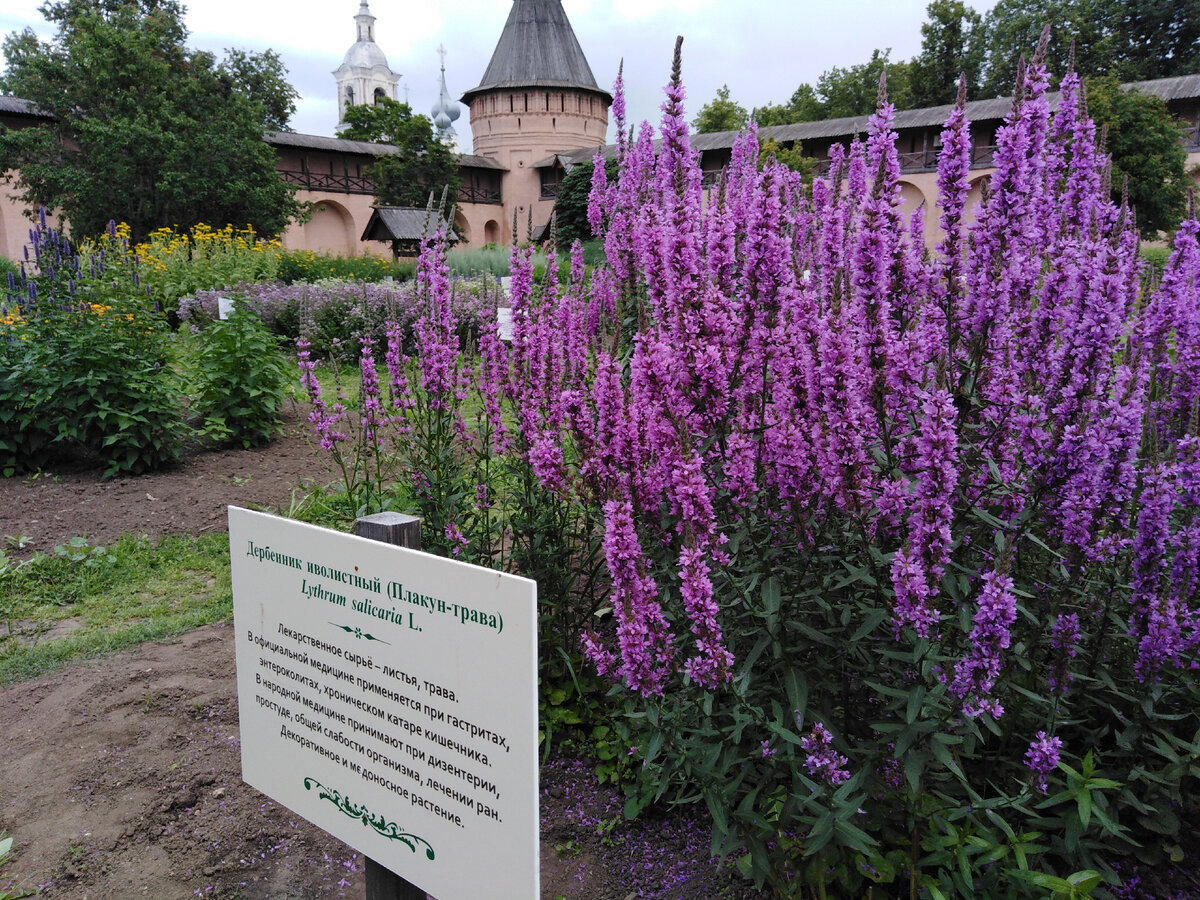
[461,0,611,104]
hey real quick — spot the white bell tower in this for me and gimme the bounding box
[333,1,401,131]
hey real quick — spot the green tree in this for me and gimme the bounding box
[979,0,1116,96]
[0,0,301,241]
[758,138,818,187]
[692,84,749,134]
[338,97,460,208]
[553,157,617,248]
[753,83,825,126]
[909,0,985,107]
[1106,0,1200,81]
[817,49,913,118]
[1085,75,1188,234]
[981,0,1200,94]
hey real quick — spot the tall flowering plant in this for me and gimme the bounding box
[1,211,183,477]
[516,36,1200,896]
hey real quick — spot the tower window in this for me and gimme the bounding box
[374,87,386,105]
[346,86,355,106]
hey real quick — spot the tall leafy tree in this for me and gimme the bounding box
[1085,75,1188,234]
[982,0,1200,93]
[909,0,985,107]
[0,0,301,241]
[337,97,460,208]
[1107,0,1200,82]
[979,0,1119,95]
[753,83,825,126]
[817,49,913,118]
[692,84,750,134]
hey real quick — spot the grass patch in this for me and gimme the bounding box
[0,533,232,685]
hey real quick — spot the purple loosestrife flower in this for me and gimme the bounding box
[297,339,347,452]
[1025,731,1062,794]
[891,385,959,637]
[1142,216,1200,444]
[413,238,467,412]
[800,723,850,787]
[443,522,468,557]
[677,545,733,688]
[475,316,510,455]
[588,151,610,238]
[934,76,972,323]
[582,352,627,489]
[358,336,385,449]
[1131,441,1200,679]
[584,496,676,696]
[951,570,1018,718]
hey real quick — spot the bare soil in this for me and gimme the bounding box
[0,411,764,900]
[0,406,323,556]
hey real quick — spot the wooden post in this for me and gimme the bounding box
[353,512,429,900]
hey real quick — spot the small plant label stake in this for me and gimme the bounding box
[229,507,538,899]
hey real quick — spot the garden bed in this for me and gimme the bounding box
[0,430,765,900]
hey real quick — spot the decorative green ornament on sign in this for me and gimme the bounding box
[303,777,435,859]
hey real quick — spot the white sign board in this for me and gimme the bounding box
[496,307,514,343]
[217,296,236,320]
[228,508,538,899]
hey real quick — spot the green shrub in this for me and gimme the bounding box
[1140,245,1171,284]
[2,214,185,477]
[277,249,414,284]
[188,303,292,448]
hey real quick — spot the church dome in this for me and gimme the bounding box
[342,40,390,70]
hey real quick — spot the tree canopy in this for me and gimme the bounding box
[909,0,985,107]
[1086,75,1189,234]
[553,157,618,248]
[819,49,913,118]
[337,97,460,209]
[0,0,301,241]
[741,0,1200,130]
[979,0,1200,96]
[753,84,823,127]
[692,84,749,134]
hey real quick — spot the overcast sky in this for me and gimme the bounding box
[0,0,1001,144]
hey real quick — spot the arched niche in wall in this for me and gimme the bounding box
[898,180,930,219]
[965,174,991,223]
[304,199,356,256]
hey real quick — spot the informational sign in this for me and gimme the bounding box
[228,508,538,899]
[496,306,514,343]
[217,296,236,320]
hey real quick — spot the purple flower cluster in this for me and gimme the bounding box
[297,339,347,452]
[497,36,1200,716]
[178,273,500,359]
[800,723,850,787]
[951,570,1018,719]
[1025,731,1062,793]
